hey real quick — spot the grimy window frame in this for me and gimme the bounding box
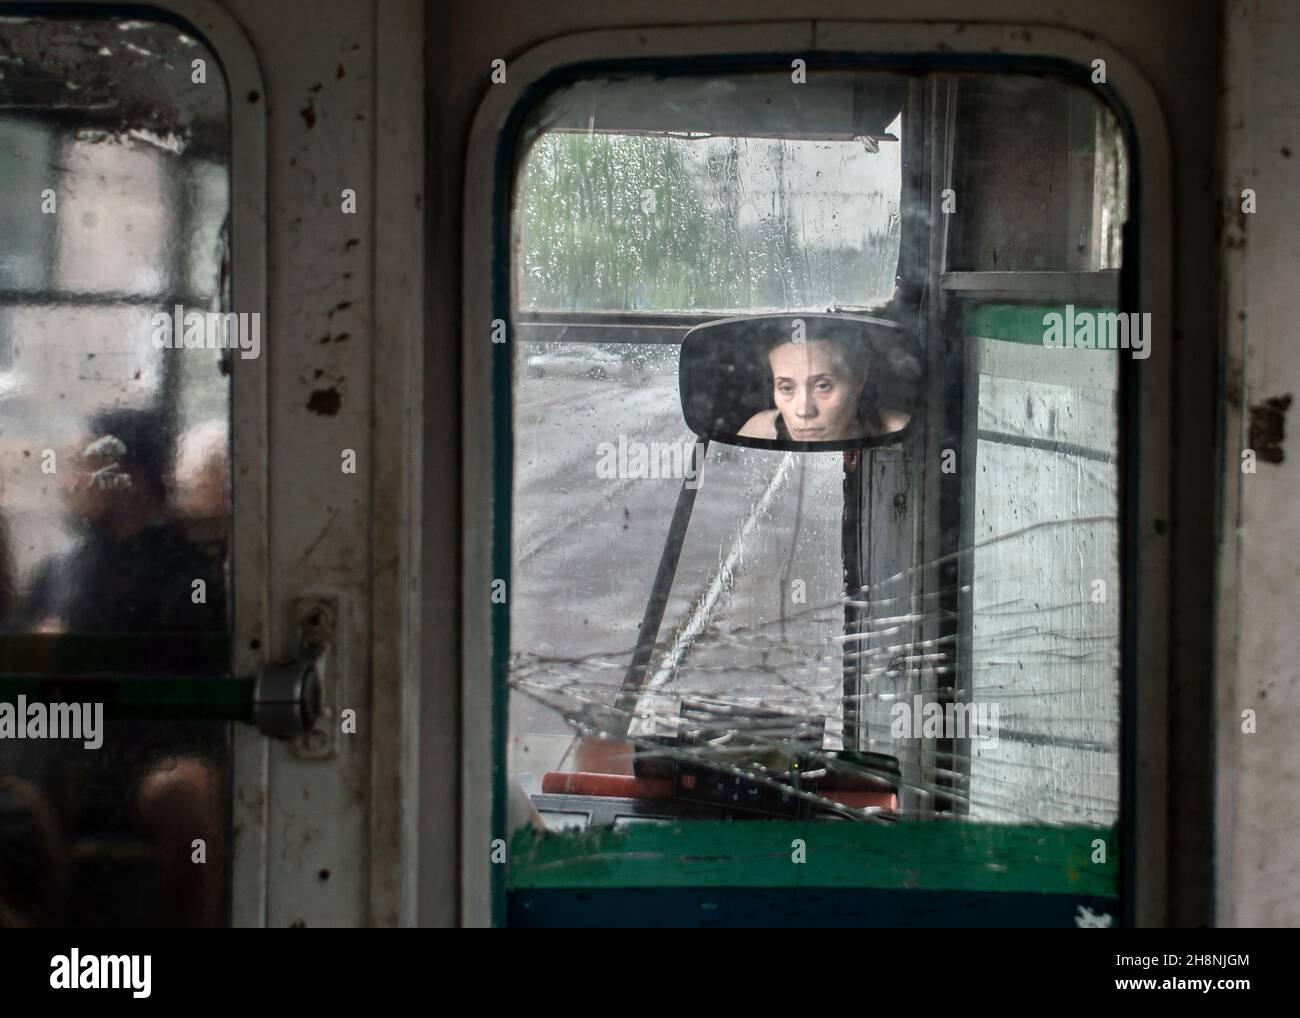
[462,20,1172,928]
[3,0,270,926]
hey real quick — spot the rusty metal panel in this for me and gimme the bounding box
[222,0,378,928]
[1217,0,1300,929]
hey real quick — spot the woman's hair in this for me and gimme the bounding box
[762,332,885,437]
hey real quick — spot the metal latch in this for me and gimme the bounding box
[252,596,338,754]
[253,654,322,738]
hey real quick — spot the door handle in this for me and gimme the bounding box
[0,598,338,740]
[252,651,324,738]
[0,654,322,738]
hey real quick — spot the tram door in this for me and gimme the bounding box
[1,0,428,930]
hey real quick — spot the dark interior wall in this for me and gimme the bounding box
[427,0,1223,926]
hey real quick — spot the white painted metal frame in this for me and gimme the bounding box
[371,0,426,927]
[462,19,1172,926]
[1215,0,1300,929]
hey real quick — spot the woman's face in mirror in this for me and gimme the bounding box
[768,339,867,441]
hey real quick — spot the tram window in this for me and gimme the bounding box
[0,17,233,927]
[504,68,1128,922]
[517,125,902,312]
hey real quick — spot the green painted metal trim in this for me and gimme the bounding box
[963,303,1117,345]
[509,820,1118,897]
[0,674,254,721]
[0,632,241,719]
[0,632,229,673]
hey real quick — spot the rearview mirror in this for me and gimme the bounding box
[679,313,923,450]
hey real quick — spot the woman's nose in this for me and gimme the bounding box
[795,386,817,417]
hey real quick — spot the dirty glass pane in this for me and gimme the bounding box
[511,340,695,778]
[507,70,1129,927]
[517,78,902,312]
[0,17,233,927]
[963,327,1120,826]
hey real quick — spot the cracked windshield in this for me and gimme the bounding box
[507,70,1125,918]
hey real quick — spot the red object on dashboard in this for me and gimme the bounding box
[821,790,898,810]
[542,771,673,799]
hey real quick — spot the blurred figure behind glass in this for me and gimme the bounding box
[13,406,225,634]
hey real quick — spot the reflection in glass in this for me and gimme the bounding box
[679,313,921,448]
[740,338,908,441]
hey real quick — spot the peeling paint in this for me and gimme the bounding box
[307,387,342,416]
[1248,393,1292,463]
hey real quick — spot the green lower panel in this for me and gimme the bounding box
[509,820,1118,898]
